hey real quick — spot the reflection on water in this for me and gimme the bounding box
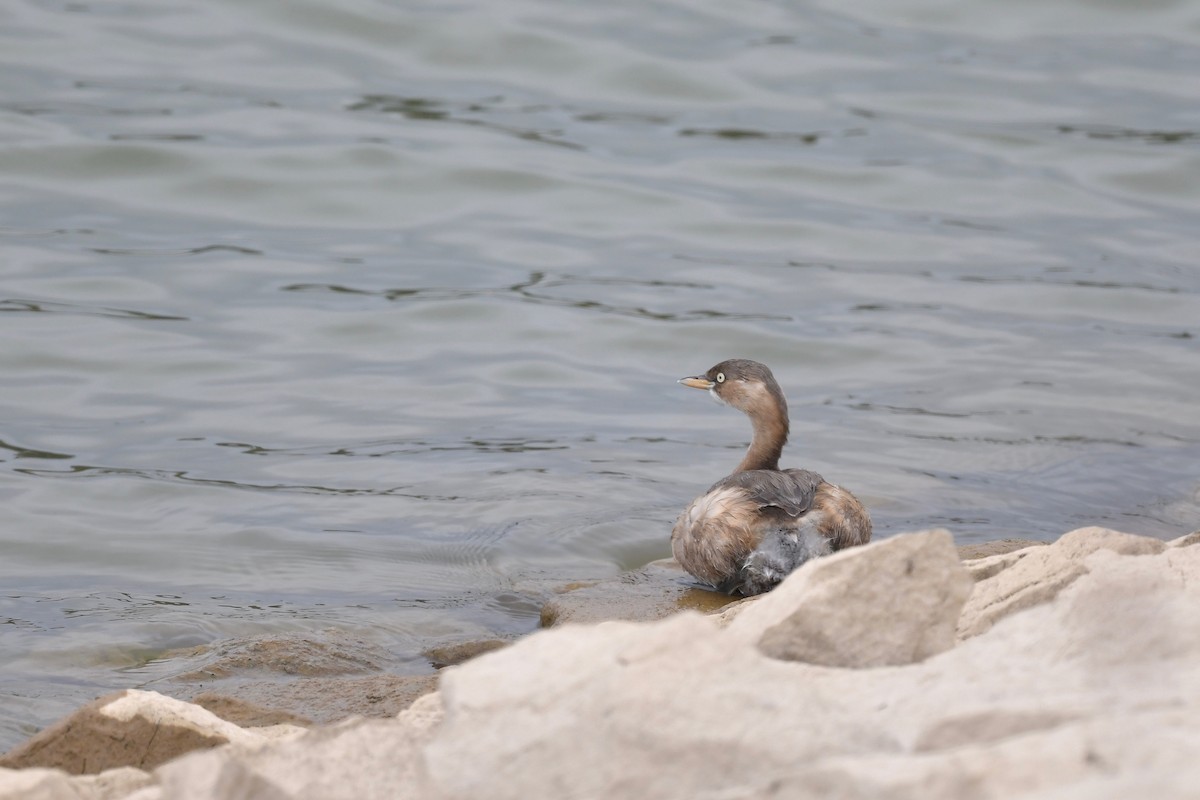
[1,0,1199,749]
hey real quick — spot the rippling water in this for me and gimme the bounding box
[2,0,1199,747]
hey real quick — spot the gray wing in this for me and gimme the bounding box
[708,468,824,518]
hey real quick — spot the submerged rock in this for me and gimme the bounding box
[161,627,449,730]
[539,558,738,627]
[422,639,510,669]
[170,631,391,682]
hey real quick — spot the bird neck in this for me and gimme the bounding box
[734,407,788,473]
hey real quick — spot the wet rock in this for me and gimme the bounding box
[422,639,509,669]
[957,526,1167,639]
[539,558,739,627]
[164,629,439,730]
[727,528,973,667]
[0,690,294,776]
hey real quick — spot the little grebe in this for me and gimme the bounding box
[671,359,871,595]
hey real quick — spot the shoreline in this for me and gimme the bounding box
[3,528,1196,798]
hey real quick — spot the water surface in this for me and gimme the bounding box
[2,0,1199,748]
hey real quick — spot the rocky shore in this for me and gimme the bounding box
[3,526,1197,799]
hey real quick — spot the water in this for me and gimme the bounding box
[2,0,1198,749]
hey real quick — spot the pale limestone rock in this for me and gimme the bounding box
[74,767,156,800]
[398,691,445,735]
[150,714,444,800]
[0,690,286,775]
[426,613,850,800]
[957,526,1168,639]
[0,765,152,800]
[0,767,79,800]
[725,528,973,667]
[124,697,447,800]
[412,536,1200,800]
[761,709,1200,800]
[961,546,1041,582]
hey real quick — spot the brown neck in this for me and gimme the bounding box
[734,407,788,473]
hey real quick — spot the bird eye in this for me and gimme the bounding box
[716,372,725,383]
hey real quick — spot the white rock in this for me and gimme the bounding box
[0,765,152,800]
[414,536,1200,799]
[725,528,972,667]
[150,713,443,800]
[0,767,78,800]
[957,526,1167,639]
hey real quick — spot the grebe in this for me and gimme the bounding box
[671,359,872,595]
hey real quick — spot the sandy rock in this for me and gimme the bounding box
[0,690,280,775]
[955,538,1044,561]
[1169,530,1200,548]
[726,528,973,667]
[957,526,1167,639]
[762,708,1200,800]
[191,695,314,729]
[539,559,738,627]
[187,674,439,727]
